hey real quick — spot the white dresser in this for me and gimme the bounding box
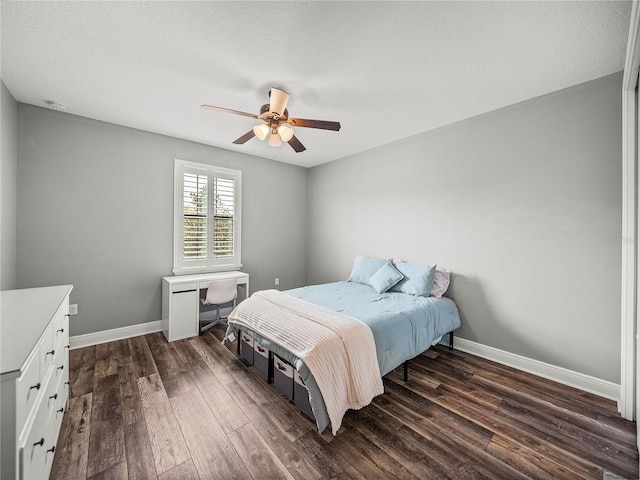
[1,285,73,480]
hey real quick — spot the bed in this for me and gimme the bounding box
[224,259,461,434]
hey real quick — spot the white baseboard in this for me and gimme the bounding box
[69,320,162,349]
[453,337,620,403]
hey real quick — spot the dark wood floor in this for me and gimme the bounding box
[51,326,639,480]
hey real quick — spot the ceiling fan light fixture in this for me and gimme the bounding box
[267,132,282,147]
[253,123,269,140]
[269,88,289,117]
[202,87,340,153]
[277,124,294,142]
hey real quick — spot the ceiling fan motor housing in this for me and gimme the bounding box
[260,103,288,120]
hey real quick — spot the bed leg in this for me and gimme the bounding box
[268,351,274,384]
[403,361,409,382]
[449,331,454,350]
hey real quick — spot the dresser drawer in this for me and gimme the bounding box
[20,392,57,480]
[52,386,67,434]
[39,322,55,380]
[52,354,69,434]
[53,306,68,353]
[52,320,68,382]
[15,349,41,438]
[51,348,68,394]
[41,369,60,422]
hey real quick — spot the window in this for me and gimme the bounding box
[173,159,242,274]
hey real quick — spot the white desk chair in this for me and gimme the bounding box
[199,279,238,333]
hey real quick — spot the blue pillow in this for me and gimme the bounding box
[368,261,404,294]
[389,262,436,296]
[348,257,389,285]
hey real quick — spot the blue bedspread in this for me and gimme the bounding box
[287,281,461,376]
[227,281,461,433]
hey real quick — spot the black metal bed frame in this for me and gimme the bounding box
[403,330,454,382]
[237,328,455,385]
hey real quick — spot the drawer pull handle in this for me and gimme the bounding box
[65,381,70,385]
[47,446,55,454]
[277,364,286,371]
[29,383,41,391]
[46,350,55,357]
[57,328,64,333]
[57,408,64,413]
[64,345,70,349]
[257,347,266,353]
[33,438,44,447]
[49,393,58,400]
[57,365,64,371]
[65,314,70,318]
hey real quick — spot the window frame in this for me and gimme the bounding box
[173,159,242,275]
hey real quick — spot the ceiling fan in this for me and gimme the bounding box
[201,88,341,153]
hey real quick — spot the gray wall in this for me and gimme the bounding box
[307,72,623,383]
[13,72,624,383]
[16,105,308,336]
[1,80,17,290]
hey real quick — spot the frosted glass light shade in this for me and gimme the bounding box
[268,132,282,147]
[277,124,294,142]
[253,123,269,141]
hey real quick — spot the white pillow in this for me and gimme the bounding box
[432,267,450,298]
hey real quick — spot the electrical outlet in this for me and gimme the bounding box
[69,304,78,315]
[274,278,280,286]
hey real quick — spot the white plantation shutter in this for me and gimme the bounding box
[212,177,234,258]
[174,160,242,274]
[183,172,208,259]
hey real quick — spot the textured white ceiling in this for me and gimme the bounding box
[1,1,632,167]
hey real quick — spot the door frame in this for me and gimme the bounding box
[621,0,640,424]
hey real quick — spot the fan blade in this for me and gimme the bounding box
[269,88,290,116]
[287,135,306,153]
[232,130,256,144]
[201,104,259,119]
[287,118,341,131]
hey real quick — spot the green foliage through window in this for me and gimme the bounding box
[183,174,234,259]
